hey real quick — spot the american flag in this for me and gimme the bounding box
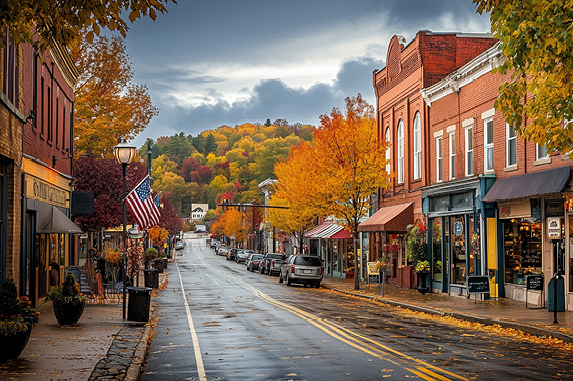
[126,176,160,228]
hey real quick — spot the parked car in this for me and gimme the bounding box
[246,254,264,272]
[227,248,239,261]
[209,240,219,249]
[259,253,287,275]
[175,241,185,250]
[235,249,252,264]
[216,244,228,256]
[279,255,323,287]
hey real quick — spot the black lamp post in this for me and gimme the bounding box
[113,140,136,320]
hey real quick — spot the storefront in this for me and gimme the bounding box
[482,166,572,307]
[306,221,353,278]
[357,203,413,288]
[422,178,486,295]
[22,157,80,305]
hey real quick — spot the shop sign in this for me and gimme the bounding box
[500,206,510,217]
[547,217,562,239]
[26,177,68,207]
[454,221,464,237]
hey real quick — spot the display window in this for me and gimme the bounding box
[432,219,442,282]
[451,216,466,285]
[503,218,542,285]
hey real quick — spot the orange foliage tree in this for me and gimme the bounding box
[148,226,169,254]
[71,30,159,157]
[274,94,390,289]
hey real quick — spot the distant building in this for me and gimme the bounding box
[190,204,209,221]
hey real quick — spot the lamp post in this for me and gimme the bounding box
[113,140,136,320]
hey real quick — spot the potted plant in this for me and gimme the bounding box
[415,260,430,294]
[143,247,158,269]
[406,222,430,294]
[48,273,89,325]
[0,278,39,363]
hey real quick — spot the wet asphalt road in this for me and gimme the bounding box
[143,239,573,381]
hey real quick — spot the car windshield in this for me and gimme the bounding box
[294,256,321,266]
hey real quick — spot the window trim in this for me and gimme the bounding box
[506,123,517,168]
[436,136,443,183]
[465,124,473,177]
[484,117,494,173]
[413,112,421,180]
[397,120,404,184]
[385,127,391,174]
[449,131,455,180]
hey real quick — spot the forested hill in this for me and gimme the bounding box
[140,120,315,215]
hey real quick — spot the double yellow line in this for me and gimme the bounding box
[193,252,468,381]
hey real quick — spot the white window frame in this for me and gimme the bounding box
[484,117,494,173]
[385,127,391,174]
[465,125,473,176]
[449,132,455,180]
[506,123,517,167]
[413,112,421,180]
[536,143,548,160]
[436,137,443,182]
[397,120,404,184]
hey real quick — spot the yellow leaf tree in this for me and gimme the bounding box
[223,208,248,245]
[71,31,159,157]
[267,194,316,255]
[474,0,573,154]
[0,0,175,53]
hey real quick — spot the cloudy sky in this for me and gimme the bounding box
[126,0,491,147]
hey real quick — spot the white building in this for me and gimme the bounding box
[190,204,209,221]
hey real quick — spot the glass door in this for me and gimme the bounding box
[451,216,467,286]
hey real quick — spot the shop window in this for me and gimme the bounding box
[503,218,542,285]
[432,219,442,282]
[468,215,480,276]
[451,216,466,285]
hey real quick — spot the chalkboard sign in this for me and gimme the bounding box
[466,275,490,294]
[367,262,378,276]
[368,274,380,284]
[526,274,543,291]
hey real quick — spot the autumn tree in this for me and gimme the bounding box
[275,94,389,290]
[223,209,248,246]
[159,196,182,235]
[72,31,158,157]
[0,0,175,53]
[474,0,573,153]
[268,195,316,255]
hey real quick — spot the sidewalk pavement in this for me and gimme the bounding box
[321,275,573,343]
[0,271,165,381]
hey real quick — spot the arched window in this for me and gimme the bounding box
[385,127,391,174]
[413,112,421,180]
[397,120,404,184]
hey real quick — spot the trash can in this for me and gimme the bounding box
[143,268,159,288]
[548,277,565,312]
[163,258,168,269]
[127,287,152,322]
[154,259,164,273]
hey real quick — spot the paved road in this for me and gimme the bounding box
[143,239,573,380]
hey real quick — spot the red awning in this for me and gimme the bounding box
[357,202,414,232]
[329,228,351,239]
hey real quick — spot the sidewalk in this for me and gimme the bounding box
[321,275,573,343]
[0,271,164,381]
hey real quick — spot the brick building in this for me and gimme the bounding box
[1,29,79,304]
[359,31,497,288]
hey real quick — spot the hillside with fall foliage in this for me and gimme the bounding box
[140,120,315,215]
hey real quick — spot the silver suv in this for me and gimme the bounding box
[278,255,323,288]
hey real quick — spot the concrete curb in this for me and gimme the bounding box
[322,285,573,344]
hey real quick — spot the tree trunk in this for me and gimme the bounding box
[354,236,359,290]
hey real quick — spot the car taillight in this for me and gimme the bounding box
[321,266,324,274]
[291,264,295,273]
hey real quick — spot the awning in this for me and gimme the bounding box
[482,166,571,202]
[37,204,82,234]
[306,222,333,237]
[329,228,352,239]
[314,224,344,238]
[357,202,414,232]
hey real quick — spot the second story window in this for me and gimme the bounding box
[465,125,473,176]
[385,127,391,174]
[449,132,455,180]
[397,120,404,184]
[413,112,421,180]
[3,30,18,106]
[506,123,517,167]
[536,143,548,160]
[484,117,494,172]
[436,137,443,182]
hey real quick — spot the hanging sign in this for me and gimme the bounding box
[547,217,561,239]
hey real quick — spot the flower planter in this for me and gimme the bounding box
[154,259,164,273]
[345,272,354,279]
[0,323,32,363]
[53,299,85,325]
[163,258,168,269]
[416,271,430,294]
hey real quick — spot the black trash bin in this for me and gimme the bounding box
[143,268,159,288]
[154,259,164,273]
[127,287,152,322]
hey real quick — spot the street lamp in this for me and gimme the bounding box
[113,140,136,320]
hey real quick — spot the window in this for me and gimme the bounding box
[506,123,517,167]
[3,30,18,105]
[397,120,404,184]
[484,118,494,172]
[536,143,548,160]
[449,132,455,180]
[465,125,473,176]
[436,137,443,182]
[413,112,421,180]
[385,128,391,174]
